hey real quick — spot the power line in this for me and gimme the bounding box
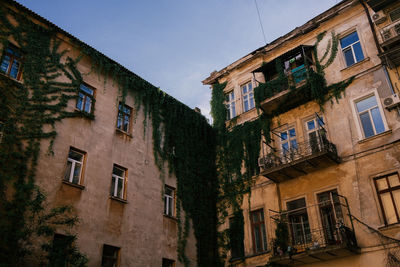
[254,0,267,45]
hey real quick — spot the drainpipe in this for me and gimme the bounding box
[359,0,396,94]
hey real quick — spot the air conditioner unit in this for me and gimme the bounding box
[373,11,387,25]
[383,94,400,110]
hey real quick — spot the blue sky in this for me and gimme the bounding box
[16,0,339,119]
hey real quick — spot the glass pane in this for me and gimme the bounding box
[248,83,253,91]
[392,190,400,220]
[0,55,10,73]
[353,42,364,62]
[254,225,261,251]
[84,97,92,113]
[360,112,375,138]
[117,178,123,198]
[76,93,83,110]
[164,196,168,214]
[64,161,72,181]
[242,85,247,94]
[381,193,397,224]
[261,224,267,250]
[290,139,298,149]
[225,94,229,102]
[249,93,254,109]
[165,187,173,196]
[231,103,236,117]
[69,150,83,162]
[281,132,288,141]
[113,166,124,177]
[252,212,259,223]
[244,97,249,112]
[111,177,116,196]
[168,197,173,215]
[376,178,388,191]
[371,107,385,134]
[123,115,129,132]
[230,92,235,101]
[72,163,81,184]
[356,96,377,112]
[389,175,400,188]
[340,32,359,48]
[117,113,123,129]
[289,128,296,137]
[10,60,19,78]
[344,48,355,66]
[307,120,315,131]
[80,84,93,95]
[282,142,289,153]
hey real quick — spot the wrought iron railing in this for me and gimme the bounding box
[269,193,357,257]
[380,20,400,44]
[258,133,338,170]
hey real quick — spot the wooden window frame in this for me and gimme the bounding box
[101,244,120,267]
[116,103,132,133]
[63,147,86,186]
[76,83,95,113]
[0,43,23,80]
[250,209,268,254]
[111,164,127,200]
[374,173,400,225]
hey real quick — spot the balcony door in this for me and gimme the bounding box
[317,189,343,245]
[287,198,311,247]
[306,116,325,154]
[280,127,298,163]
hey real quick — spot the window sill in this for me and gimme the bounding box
[74,109,95,120]
[110,196,128,204]
[163,214,178,221]
[62,180,85,190]
[115,128,133,138]
[340,57,370,72]
[358,129,392,144]
[0,72,23,83]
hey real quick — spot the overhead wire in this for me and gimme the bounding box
[254,0,267,45]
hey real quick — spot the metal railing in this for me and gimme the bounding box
[259,132,338,170]
[269,193,357,257]
[380,20,400,44]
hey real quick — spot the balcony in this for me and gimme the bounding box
[366,0,397,12]
[253,45,319,115]
[268,193,359,265]
[258,132,339,183]
[379,20,400,67]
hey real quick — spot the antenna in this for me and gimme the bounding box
[254,0,267,45]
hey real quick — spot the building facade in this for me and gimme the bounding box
[203,0,400,266]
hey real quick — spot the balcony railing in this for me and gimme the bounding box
[269,194,359,265]
[380,20,400,46]
[259,133,339,182]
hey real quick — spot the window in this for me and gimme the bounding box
[117,103,132,133]
[76,83,94,113]
[241,81,254,112]
[229,215,244,259]
[280,127,298,160]
[340,31,364,67]
[0,43,22,80]
[250,209,267,253]
[305,116,326,152]
[164,186,175,217]
[111,165,126,199]
[225,91,236,120]
[162,258,175,267]
[101,244,120,267]
[317,189,343,244]
[355,94,385,138]
[287,198,311,246]
[374,173,400,225]
[64,148,85,185]
[48,234,74,267]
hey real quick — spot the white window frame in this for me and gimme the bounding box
[340,31,365,67]
[111,165,126,199]
[164,185,175,217]
[279,127,298,161]
[350,89,388,140]
[225,90,236,120]
[64,148,85,184]
[241,81,255,113]
[305,115,325,151]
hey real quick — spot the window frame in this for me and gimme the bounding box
[250,209,268,254]
[374,173,400,225]
[0,43,23,80]
[110,164,127,200]
[76,83,95,114]
[351,91,388,140]
[101,244,120,267]
[164,185,175,217]
[162,258,175,267]
[116,102,132,133]
[241,81,255,113]
[63,147,86,186]
[279,126,298,160]
[225,90,236,120]
[339,31,365,67]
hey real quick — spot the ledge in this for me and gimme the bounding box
[115,128,133,138]
[110,196,128,204]
[340,57,370,72]
[163,214,178,222]
[244,250,271,259]
[378,223,400,231]
[358,130,392,144]
[62,180,85,190]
